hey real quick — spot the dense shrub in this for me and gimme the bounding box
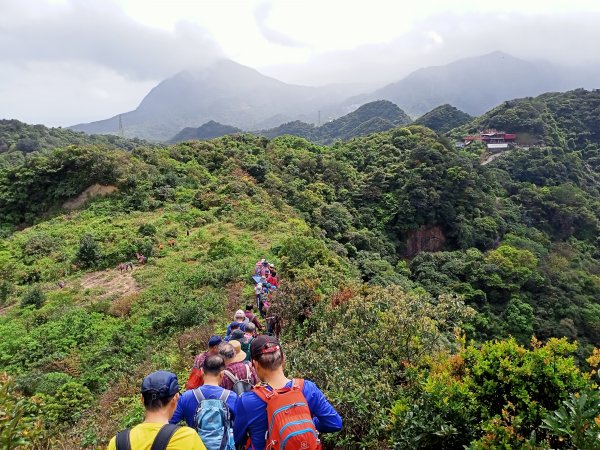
[20,286,45,309]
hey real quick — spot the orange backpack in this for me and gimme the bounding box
[253,379,321,450]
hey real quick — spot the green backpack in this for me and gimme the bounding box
[241,336,253,362]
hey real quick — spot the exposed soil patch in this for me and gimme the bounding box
[80,268,140,300]
[63,184,118,210]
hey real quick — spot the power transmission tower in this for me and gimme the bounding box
[318,110,321,127]
[118,114,124,138]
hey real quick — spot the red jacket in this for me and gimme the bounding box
[266,275,278,287]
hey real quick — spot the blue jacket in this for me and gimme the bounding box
[233,379,342,450]
[170,385,238,427]
[226,321,247,337]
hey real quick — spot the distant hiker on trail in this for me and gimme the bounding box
[108,370,205,450]
[233,336,342,450]
[245,304,263,331]
[225,310,248,337]
[128,261,134,270]
[266,272,278,288]
[268,264,277,278]
[168,239,176,247]
[170,355,237,450]
[136,253,147,265]
[159,243,164,252]
[186,336,223,391]
[219,341,257,395]
[118,263,126,273]
[186,229,190,237]
[57,280,66,288]
[254,282,263,311]
[254,258,266,276]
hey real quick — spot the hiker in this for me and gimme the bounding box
[233,336,342,450]
[118,263,125,273]
[254,282,263,311]
[168,239,176,247]
[225,310,248,337]
[224,323,241,342]
[219,342,257,395]
[57,280,66,288]
[128,260,134,270]
[245,304,263,331]
[194,336,223,370]
[186,229,190,237]
[170,355,237,450]
[185,335,223,390]
[240,323,256,362]
[266,272,278,288]
[108,370,205,450]
[269,265,277,278]
[254,258,265,276]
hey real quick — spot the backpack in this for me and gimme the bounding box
[223,363,254,396]
[192,388,235,450]
[253,379,321,450]
[115,424,179,450]
[240,336,254,362]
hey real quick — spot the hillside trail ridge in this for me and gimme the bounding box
[481,149,513,166]
[63,184,118,210]
[80,268,140,300]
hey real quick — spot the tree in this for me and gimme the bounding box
[76,233,102,268]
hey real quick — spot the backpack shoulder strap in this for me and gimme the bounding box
[115,429,131,450]
[150,424,179,450]
[223,369,239,383]
[244,362,251,380]
[292,378,305,391]
[219,389,231,402]
[192,387,204,403]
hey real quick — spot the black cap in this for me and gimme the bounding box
[141,370,179,399]
[250,335,281,360]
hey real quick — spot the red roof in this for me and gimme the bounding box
[504,134,516,140]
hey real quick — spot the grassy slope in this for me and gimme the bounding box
[0,178,316,448]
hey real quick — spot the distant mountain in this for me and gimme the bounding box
[414,104,473,133]
[168,121,242,143]
[358,52,599,117]
[69,59,362,141]
[259,100,411,144]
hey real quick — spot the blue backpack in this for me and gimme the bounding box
[192,388,235,450]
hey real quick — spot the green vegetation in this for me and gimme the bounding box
[0,89,599,448]
[259,100,412,144]
[415,104,473,134]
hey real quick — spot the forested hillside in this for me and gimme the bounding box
[0,119,149,157]
[414,104,473,133]
[1,90,600,449]
[259,100,411,144]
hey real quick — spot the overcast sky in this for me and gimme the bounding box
[1,0,599,126]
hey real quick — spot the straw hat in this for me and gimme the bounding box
[229,339,247,363]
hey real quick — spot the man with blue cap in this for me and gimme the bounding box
[108,370,205,450]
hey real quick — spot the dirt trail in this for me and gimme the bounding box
[80,268,140,300]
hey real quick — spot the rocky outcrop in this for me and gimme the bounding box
[404,224,446,256]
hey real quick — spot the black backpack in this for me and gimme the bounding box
[115,424,179,450]
[223,363,254,396]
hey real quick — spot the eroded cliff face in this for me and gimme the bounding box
[404,224,446,256]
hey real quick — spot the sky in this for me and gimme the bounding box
[1,0,600,126]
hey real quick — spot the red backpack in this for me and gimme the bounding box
[253,379,321,450]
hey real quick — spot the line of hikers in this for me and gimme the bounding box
[109,335,342,450]
[109,259,341,450]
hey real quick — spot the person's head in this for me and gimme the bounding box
[202,354,226,384]
[208,335,222,353]
[234,309,245,322]
[219,342,235,363]
[245,322,256,335]
[251,335,284,380]
[140,371,180,417]
[246,304,253,312]
[230,323,240,332]
[229,339,247,363]
[230,329,245,341]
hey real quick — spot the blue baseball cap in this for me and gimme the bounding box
[141,370,179,399]
[208,335,223,347]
